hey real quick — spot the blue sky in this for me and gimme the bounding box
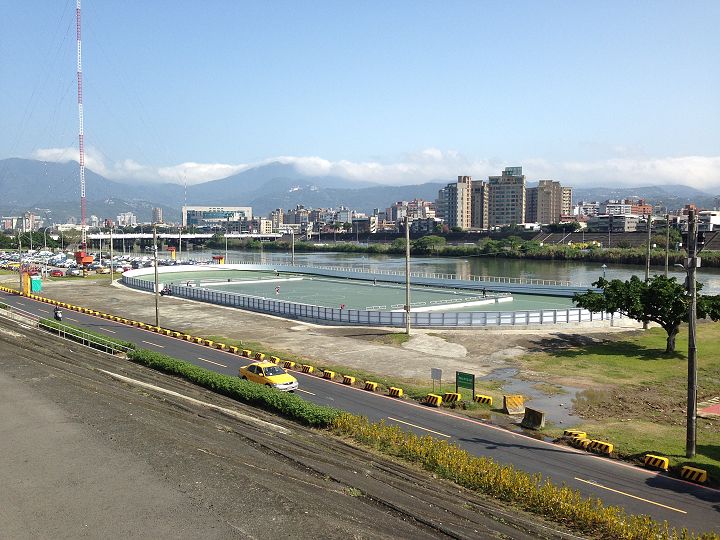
[1,0,719,189]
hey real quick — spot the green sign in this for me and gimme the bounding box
[456,371,474,390]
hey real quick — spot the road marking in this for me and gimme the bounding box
[39,308,49,313]
[142,340,164,348]
[68,317,79,322]
[198,357,227,368]
[574,477,686,513]
[388,416,450,438]
[296,388,315,395]
[100,327,116,334]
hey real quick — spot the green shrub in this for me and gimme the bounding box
[126,349,340,427]
[39,318,136,351]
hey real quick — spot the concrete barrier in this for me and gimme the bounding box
[571,437,590,449]
[254,352,265,360]
[473,394,492,405]
[302,364,314,373]
[521,407,546,430]
[388,387,403,397]
[564,429,586,438]
[364,381,378,391]
[644,454,669,470]
[283,361,295,369]
[215,343,225,349]
[426,394,442,407]
[680,466,707,483]
[588,440,613,454]
[342,375,355,385]
[443,392,461,403]
[241,349,252,357]
[269,356,281,364]
[323,370,335,380]
[503,395,525,415]
[228,346,238,353]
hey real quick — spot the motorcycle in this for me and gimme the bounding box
[160,287,172,297]
[54,309,63,322]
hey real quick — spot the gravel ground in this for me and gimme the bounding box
[0,314,581,539]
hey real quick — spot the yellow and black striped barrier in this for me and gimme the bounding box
[342,375,355,385]
[473,394,492,405]
[254,352,265,360]
[564,429,586,438]
[588,440,613,454]
[269,356,281,364]
[283,361,295,369]
[215,342,225,349]
[241,349,252,357]
[322,370,335,380]
[302,364,314,373]
[571,437,590,449]
[203,339,214,347]
[443,392,461,403]
[425,394,442,407]
[644,454,669,471]
[364,381,378,391]
[228,346,238,353]
[388,387,403,398]
[680,466,707,483]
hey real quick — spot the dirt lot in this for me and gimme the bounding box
[0,314,583,539]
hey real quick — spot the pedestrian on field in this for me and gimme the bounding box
[276,286,280,294]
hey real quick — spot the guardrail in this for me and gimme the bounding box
[0,302,133,355]
[122,275,622,328]
[212,261,571,287]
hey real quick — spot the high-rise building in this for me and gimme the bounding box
[436,176,473,229]
[152,207,163,224]
[525,180,571,224]
[488,167,526,227]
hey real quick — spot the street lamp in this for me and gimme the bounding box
[601,264,607,279]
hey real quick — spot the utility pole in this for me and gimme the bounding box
[644,215,651,329]
[685,210,699,458]
[405,216,411,336]
[291,230,295,266]
[153,226,159,327]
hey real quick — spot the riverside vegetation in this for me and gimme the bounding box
[126,348,719,540]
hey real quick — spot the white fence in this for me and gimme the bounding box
[122,275,621,328]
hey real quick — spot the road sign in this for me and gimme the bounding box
[430,368,442,381]
[456,371,475,396]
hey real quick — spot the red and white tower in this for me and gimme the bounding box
[77,0,86,249]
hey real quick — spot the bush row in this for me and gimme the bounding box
[126,349,341,427]
[39,318,137,352]
[331,414,717,540]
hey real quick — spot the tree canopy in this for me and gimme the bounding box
[573,275,720,353]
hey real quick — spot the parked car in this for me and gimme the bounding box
[238,361,298,392]
[95,267,111,274]
[51,270,64,277]
[65,268,81,276]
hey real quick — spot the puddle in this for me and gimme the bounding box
[478,368,612,428]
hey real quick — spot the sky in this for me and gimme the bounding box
[1,0,719,190]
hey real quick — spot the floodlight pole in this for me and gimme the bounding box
[18,233,23,294]
[686,210,698,458]
[405,216,411,336]
[644,215,651,329]
[153,226,159,327]
[110,227,114,284]
[665,213,670,277]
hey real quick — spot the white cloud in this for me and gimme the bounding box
[30,147,720,191]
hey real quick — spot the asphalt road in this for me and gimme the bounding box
[3,289,719,534]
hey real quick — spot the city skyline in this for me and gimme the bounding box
[1,1,719,190]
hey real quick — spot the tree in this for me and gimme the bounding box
[412,235,446,254]
[573,275,720,353]
[450,226,463,233]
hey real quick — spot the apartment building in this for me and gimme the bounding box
[436,175,474,229]
[488,167,526,227]
[525,180,572,224]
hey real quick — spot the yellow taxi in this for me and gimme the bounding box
[95,267,111,274]
[238,361,298,392]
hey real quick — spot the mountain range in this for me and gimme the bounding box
[0,157,717,225]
